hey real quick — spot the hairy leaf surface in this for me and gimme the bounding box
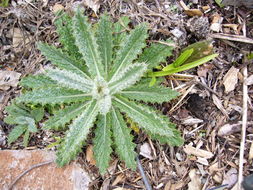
[73,9,104,78]
[97,15,112,78]
[109,23,148,80]
[20,75,57,89]
[113,96,178,140]
[46,68,93,92]
[113,16,130,49]
[44,102,89,130]
[37,42,90,79]
[111,108,136,169]
[16,87,90,105]
[121,84,179,103]
[109,63,147,94]
[93,113,113,174]
[8,125,26,145]
[56,100,99,166]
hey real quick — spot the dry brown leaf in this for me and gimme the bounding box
[212,94,229,118]
[223,66,239,93]
[83,0,100,14]
[112,174,125,186]
[171,182,184,190]
[188,169,202,190]
[86,145,96,165]
[210,13,223,32]
[182,117,203,125]
[52,3,64,13]
[218,123,241,136]
[0,71,21,90]
[222,168,238,188]
[197,157,209,166]
[12,28,30,49]
[140,142,153,160]
[183,144,214,159]
[185,9,203,17]
[113,188,130,190]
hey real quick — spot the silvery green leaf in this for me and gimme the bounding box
[56,100,99,166]
[46,68,93,93]
[109,63,147,94]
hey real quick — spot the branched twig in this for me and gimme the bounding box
[238,66,248,189]
[8,160,54,190]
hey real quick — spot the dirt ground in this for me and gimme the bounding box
[1,0,253,189]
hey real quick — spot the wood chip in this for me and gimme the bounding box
[188,169,202,190]
[52,3,64,13]
[246,75,253,86]
[212,94,229,119]
[223,66,239,93]
[0,70,21,90]
[86,145,96,165]
[248,141,253,160]
[183,144,214,159]
[112,174,125,186]
[140,142,154,160]
[185,9,203,17]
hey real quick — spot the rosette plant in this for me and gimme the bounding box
[11,9,183,174]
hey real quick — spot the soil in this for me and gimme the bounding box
[1,0,253,189]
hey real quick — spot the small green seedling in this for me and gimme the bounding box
[4,103,44,147]
[0,0,9,7]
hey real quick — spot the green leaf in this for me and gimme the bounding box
[23,130,30,147]
[109,23,148,80]
[73,9,104,78]
[20,75,57,89]
[16,87,91,105]
[149,54,219,77]
[121,84,179,103]
[30,107,44,122]
[4,103,30,119]
[37,42,90,79]
[113,96,182,145]
[93,113,113,174]
[111,108,136,169]
[46,68,93,93]
[8,125,27,145]
[113,16,130,49]
[172,49,194,68]
[109,63,147,94]
[149,77,156,87]
[97,14,113,78]
[54,11,83,60]
[138,40,174,69]
[56,100,99,166]
[44,102,89,130]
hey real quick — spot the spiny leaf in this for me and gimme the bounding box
[97,14,112,78]
[16,87,91,105]
[46,68,93,93]
[121,84,179,103]
[109,23,148,80]
[8,125,26,145]
[44,102,89,130]
[73,9,104,78]
[56,100,99,166]
[37,42,90,79]
[109,63,147,94]
[111,107,136,169]
[20,75,57,89]
[4,103,30,119]
[93,113,113,174]
[30,107,44,122]
[138,40,174,69]
[23,130,30,147]
[113,96,182,145]
[54,11,83,60]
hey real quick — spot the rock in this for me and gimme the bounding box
[0,150,90,190]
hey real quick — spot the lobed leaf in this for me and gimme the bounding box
[93,113,113,174]
[44,102,88,130]
[109,23,148,80]
[37,42,90,79]
[138,40,174,69]
[113,96,181,143]
[96,14,113,78]
[109,63,147,94]
[73,9,104,78]
[46,68,93,93]
[113,16,130,49]
[56,100,99,166]
[121,84,179,103]
[111,107,136,169]
[16,87,91,105]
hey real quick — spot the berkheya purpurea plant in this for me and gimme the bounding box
[9,9,184,174]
